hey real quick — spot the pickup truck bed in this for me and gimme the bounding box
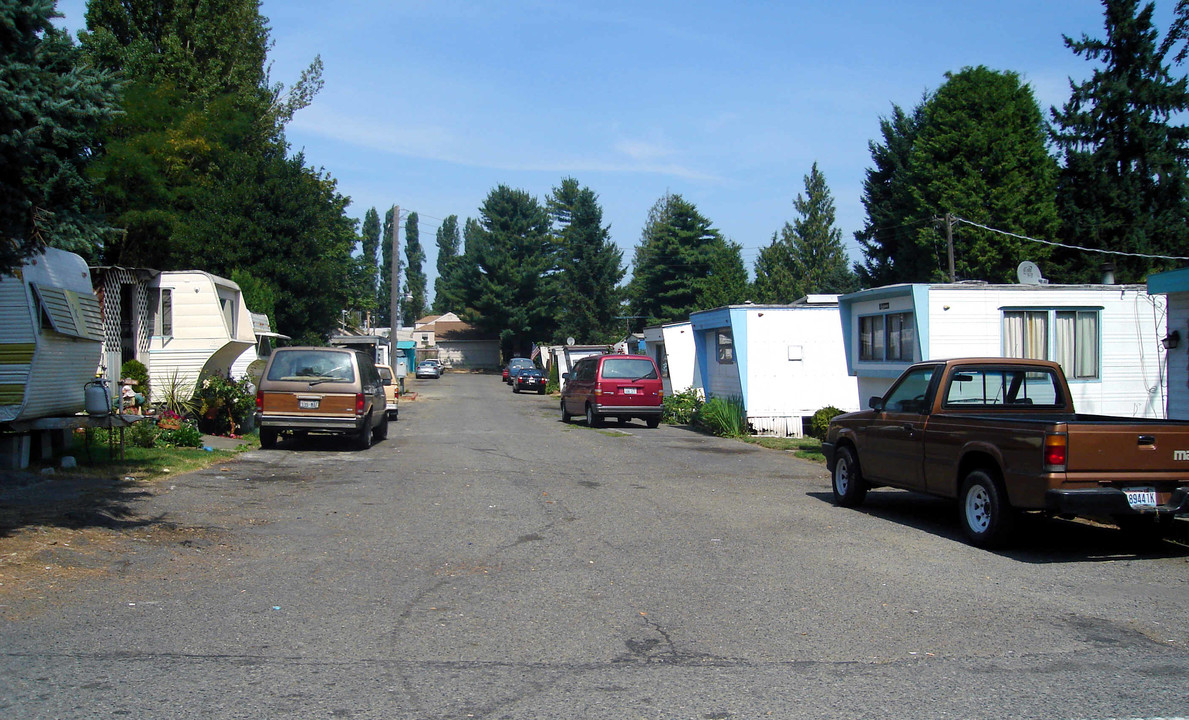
[824,358,1189,547]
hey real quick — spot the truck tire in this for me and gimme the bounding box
[831,446,867,507]
[260,428,278,449]
[959,469,1014,548]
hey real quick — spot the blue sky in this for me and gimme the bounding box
[54,1,1179,296]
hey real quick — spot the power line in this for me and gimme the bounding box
[952,216,1189,262]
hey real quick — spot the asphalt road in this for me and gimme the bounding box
[2,371,1188,719]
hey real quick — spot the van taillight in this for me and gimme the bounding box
[1044,433,1067,470]
[594,387,603,396]
[355,393,365,415]
[256,389,264,411]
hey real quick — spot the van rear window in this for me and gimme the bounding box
[267,350,355,383]
[601,358,657,380]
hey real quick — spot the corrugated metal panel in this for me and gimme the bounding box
[749,415,805,438]
[0,264,41,421]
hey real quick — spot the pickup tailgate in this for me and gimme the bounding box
[1066,421,1189,479]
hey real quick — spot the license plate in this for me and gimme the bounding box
[1124,487,1157,508]
[299,399,319,409]
[623,387,638,395]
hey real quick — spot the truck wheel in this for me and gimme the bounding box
[373,413,389,441]
[959,469,1014,548]
[260,428,278,449]
[831,446,867,507]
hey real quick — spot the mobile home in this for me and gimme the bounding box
[838,282,1167,417]
[689,297,859,437]
[0,248,104,423]
[1147,267,1189,419]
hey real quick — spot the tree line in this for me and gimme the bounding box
[5,0,1188,354]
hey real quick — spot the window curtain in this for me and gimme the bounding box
[1004,311,1047,359]
[1076,311,1098,378]
[1054,312,1076,374]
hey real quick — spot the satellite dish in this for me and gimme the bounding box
[1017,261,1042,285]
[566,337,575,346]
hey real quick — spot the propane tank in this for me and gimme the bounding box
[85,378,110,416]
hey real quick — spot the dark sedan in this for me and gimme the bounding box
[511,367,547,394]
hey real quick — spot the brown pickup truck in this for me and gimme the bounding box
[823,357,1189,547]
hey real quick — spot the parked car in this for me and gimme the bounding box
[824,357,1189,547]
[512,367,546,394]
[415,360,441,379]
[561,354,663,428]
[425,358,444,373]
[255,346,388,450]
[504,357,535,384]
[375,364,400,420]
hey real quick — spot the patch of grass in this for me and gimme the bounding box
[743,436,826,463]
[61,434,255,482]
[597,429,630,438]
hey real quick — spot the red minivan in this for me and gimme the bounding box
[561,354,664,428]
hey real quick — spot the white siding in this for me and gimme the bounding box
[0,249,103,422]
[145,272,253,401]
[660,322,699,396]
[740,306,858,437]
[929,285,1165,417]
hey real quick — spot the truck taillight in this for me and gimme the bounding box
[1044,433,1067,470]
[355,393,365,415]
[256,389,264,411]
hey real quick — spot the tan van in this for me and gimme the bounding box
[255,346,388,449]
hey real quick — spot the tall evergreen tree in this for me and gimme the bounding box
[0,0,120,272]
[466,186,555,359]
[1051,0,1189,283]
[628,193,740,323]
[548,177,624,343]
[856,67,1058,285]
[432,215,461,313]
[787,163,856,295]
[756,163,855,302]
[854,103,927,287]
[753,232,799,303]
[361,207,380,298]
[402,211,426,325]
[377,206,394,326]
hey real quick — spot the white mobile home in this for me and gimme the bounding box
[660,321,700,397]
[689,297,859,437]
[1147,267,1189,419]
[0,248,104,423]
[838,282,1167,417]
[142,271,256,399]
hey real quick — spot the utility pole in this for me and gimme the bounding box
[945,212,956,282]
[390,204,401,333]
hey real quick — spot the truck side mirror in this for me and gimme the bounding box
[868,396,884,411]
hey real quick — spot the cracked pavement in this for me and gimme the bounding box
[2,372,1188,719]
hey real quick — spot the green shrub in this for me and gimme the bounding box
[663,387,703,424]
[695,395,749,437]
[127,418,159,448]
[157,421,204,448]
[809,406,845,440]
[192,373,255,436]
[546,359,560,394]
